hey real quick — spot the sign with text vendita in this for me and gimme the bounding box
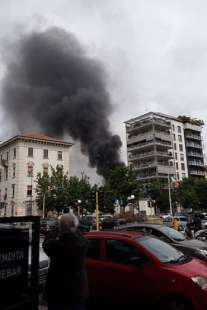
[0,226,29,306]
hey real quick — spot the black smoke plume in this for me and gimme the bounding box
[1,27,123,178]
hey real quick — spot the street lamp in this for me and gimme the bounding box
[127,195,135,216]
[77,200,82,217]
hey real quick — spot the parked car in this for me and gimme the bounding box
[116,223,207,262]
[195,229,207,241]
[40,218,58,235]
[85,231,207,309]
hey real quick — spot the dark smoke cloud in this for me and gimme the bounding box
[1,27,123,178]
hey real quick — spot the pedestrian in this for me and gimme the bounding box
[43,213,89,310]
[171,218,180,231]
[193,214,202,233]
[185,223,193,239]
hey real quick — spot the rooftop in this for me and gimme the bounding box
[0,133,73,149]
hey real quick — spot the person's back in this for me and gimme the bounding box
[194,215,202,232]
[43,213,89,310]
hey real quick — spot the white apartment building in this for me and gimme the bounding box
[0,133,72,217]
[162,115,188,180]
[125,112,205,182]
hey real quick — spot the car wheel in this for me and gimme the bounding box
[160,298,193,310]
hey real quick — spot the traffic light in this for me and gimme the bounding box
[98,191,105,211]
[90,191,96,206]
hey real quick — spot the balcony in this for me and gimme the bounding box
[186,142,202,149]
[154,132,172,142]
[128,151,172,161]
[187,152,204,158]
[188,161,204,167]
[189,170,205,176]
[126,118,170,133]
[157,165,175,175]
[184,123,202,132]
[185,133,201,140]
[127,132,154,144]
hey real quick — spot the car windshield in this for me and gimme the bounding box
[138,236,187,264]
[159,226,185,241]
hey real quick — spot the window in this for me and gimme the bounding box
[176,162,179,170]
[182,173,186,178]
[5,167,8,181]
[6,152,9,161]
[27,185,32,196]
[179,144,183,152]
[13,163,16,178]
[0,170,1,182]
[43,164,49,176]
[12,184,15,198]
[181,163,185,171]
[43,149,48,159]
[28,147,33,157]
[138,236,183,263]
[106,239,144,265]
[177,126,181,133]
[178,135,182,142]
[4,188,7,201]
[172,124,175,131]
[169,161,173,166]
[27,163,33,177]
[173,134,176,141]
[13,148,16,159]
[176,173,179,180]
[180,154,184,161]
[86,239,101,259]
[175,152,178,160]
[174,143,177,150]
[58,151,62,160]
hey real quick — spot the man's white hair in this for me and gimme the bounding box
[59,213,79,233]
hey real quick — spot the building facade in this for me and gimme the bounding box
[0,134,72,216]
[125,112,205,182]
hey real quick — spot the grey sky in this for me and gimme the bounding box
[0,0,207,181]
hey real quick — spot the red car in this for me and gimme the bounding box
[85,231,207,310]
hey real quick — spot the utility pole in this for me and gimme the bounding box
[96,191,99,231]
[168,175,173,216]
[42,193,46,219]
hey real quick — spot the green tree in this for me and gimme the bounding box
[104,164,140,209]
[36,167,93,216]
[35,165,70,215]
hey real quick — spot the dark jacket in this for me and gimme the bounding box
[43,230,89,304]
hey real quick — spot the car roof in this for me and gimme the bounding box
[85,230,145,239]
[118,223,163,229]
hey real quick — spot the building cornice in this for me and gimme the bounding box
[0,134,73,150]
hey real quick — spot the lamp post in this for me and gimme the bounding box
[77,200,81,217]
[42,193,46,219]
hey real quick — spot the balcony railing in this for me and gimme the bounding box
[186,142,202,149]
[185,134,201,140]
[189,170,205,176]
[126,118,170,133]
[128,151,172,161]
[127,131,172,144]
[187,152,203,158]
[127,140,172,152]
[188,161,204,167]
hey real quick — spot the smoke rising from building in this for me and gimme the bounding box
[0,27,123,178]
